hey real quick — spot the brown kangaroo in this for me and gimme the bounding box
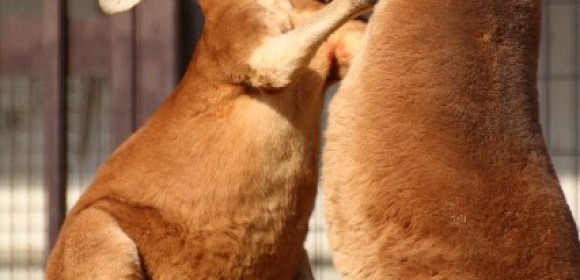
[46,0,374,279]
[324,0,580,279]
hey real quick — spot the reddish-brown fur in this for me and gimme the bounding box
[46,0,372,279]
[324,0,580,279]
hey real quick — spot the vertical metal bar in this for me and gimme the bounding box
[43,0,68,252]
[9,78,15,279]
[0,78,8,275]
[574,0,579,219]
[30,79,38,278]
[135,0,177,126]
[110,11,137,147]
[178,0,204,76]
[26,78,33,279]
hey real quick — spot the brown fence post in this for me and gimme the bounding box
[43,0,68,253]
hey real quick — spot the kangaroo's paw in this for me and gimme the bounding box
[247,0,377,90]
[328,20,367,78]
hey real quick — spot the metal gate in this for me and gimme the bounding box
[0,0,578,279]
[1,0,183,278]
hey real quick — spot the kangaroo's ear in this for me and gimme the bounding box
[99,0,142,14]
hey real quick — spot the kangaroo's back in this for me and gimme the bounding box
[324,0,580,279]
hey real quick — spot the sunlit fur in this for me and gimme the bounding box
[46,0,372,279]
[324,0,580,279]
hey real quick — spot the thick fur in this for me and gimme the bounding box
[324,0,580,279]
[46,0,372,279]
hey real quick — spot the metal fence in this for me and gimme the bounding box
[0,77,45,279]
[538,0,580,226]
[0,0,578,279]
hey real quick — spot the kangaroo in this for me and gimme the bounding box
[324,0,580,279]
[46,0,374,279]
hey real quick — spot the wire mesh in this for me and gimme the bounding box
[0,77,45,280]
[0,0,578,279]
[538,0,580,224]
[65,77,112,210]
[0,76,111,280]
